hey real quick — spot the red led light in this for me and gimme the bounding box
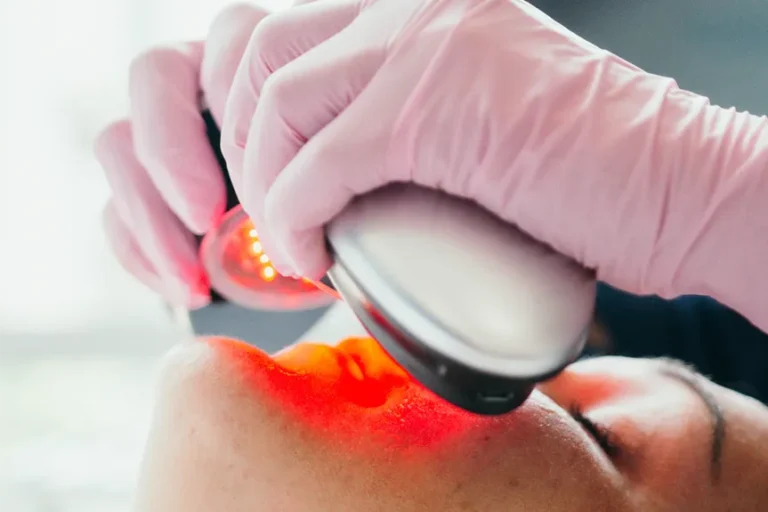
[222,218,320,292]
[200,206,336,311]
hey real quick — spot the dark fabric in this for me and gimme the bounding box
[592,284,768,405]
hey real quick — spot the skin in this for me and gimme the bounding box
[134,336,768,511]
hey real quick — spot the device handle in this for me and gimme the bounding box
[202,110,241,216]
[199,109,241,303]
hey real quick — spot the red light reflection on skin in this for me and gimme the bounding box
[216,337,495,453]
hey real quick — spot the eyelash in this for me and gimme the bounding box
[569,405,621,459]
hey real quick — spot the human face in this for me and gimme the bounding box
[134,336,768,511]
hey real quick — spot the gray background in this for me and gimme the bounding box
[532,0,768,114]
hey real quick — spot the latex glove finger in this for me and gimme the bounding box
[103,199,163,293]
[247,0,436,278]
[222,2,357,274]
[221,0,358,195]
[128,42,225,234]
[104,199,210,308]
[95,120,209,306]
[258,60,398,279]
[221,0,359,273]
[201,3,271,124]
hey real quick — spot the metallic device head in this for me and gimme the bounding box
[326,184,596,414]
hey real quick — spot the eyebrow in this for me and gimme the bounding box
[654,358,726,483]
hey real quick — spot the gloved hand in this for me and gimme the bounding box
[94,3,270,308]
[223,0,768,330]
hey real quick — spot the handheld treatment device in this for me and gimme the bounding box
[195,110,597,415]
[186,111,335,348]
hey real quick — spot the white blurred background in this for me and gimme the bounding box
[0,1,299,510]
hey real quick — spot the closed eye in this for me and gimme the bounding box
[569,405,621,459]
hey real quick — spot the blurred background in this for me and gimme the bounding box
[0,1,301,510]
[1,0,767,510]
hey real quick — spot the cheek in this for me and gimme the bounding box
[230,394,585,510]
[151,341,629,512]
[257,368,495,452]
[220,340,614,469]
[458,394,630,510]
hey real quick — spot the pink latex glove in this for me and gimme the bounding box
[94,4,270,308]
[223,0,768,331]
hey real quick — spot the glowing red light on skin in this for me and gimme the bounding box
[213,336,491,452]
